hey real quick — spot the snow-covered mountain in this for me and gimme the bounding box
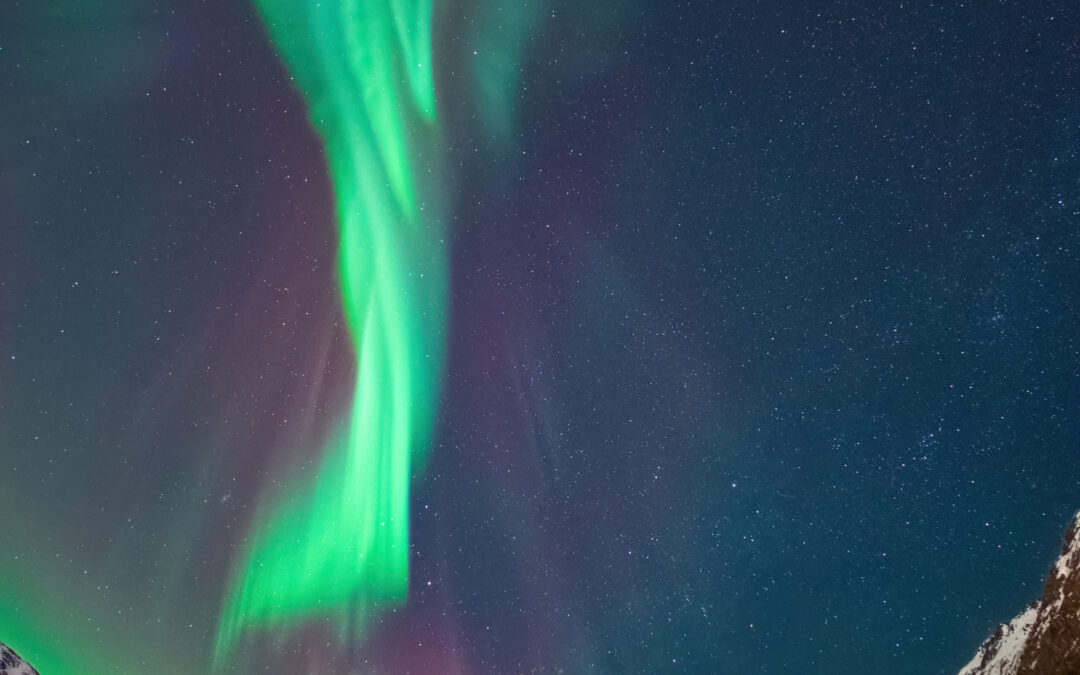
[0,641,39,675]
[960,511,1080,674]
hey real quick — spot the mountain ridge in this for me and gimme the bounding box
[0,640,39,675]
[960,511,1080,674]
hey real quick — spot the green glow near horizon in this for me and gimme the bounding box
[214,0,445,663]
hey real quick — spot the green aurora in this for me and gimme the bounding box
[214,0,447,663]
[0,1,540,670]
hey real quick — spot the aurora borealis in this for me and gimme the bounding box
[215,0,447,660]
[3,1,1080,673]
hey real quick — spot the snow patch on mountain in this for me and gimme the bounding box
[0,641,39,675]
[959,604,1038,675]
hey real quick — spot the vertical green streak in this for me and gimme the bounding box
[214,0,444,664]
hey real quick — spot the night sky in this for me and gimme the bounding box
[2,1,1079,673]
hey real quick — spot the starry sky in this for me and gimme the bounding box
[2,1,1079,673]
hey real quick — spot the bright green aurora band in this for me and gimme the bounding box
[215,0,445,663]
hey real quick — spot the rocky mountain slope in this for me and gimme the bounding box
[960,511,1080,674]
[0,641,39,675]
